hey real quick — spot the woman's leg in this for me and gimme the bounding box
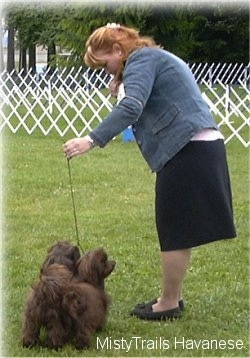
[152,248,191,312]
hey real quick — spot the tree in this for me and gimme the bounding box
[171,4,249,62]
[4,4,40,72]
[3,3,64,72]
[2,2,249,72]
[36,6,67,71]
[55,3,249,65]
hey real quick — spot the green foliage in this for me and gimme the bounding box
[186,5,249,62]
[5,4,43,49]
[3,2,249,68]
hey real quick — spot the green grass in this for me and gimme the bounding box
[1,126,249,357]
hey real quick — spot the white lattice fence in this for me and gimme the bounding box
[0,67,113,136]
[189,63,249,85]
[201,79,249,146]
[0,64,249,147]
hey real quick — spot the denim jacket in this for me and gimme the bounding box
[90,47,218,172]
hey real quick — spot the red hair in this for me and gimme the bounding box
[84,25,158,77]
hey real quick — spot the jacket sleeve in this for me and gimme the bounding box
[90,48,158,147]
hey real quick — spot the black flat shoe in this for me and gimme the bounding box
[130,299,185,316]
[132,304,182,321]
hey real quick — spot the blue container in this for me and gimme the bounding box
[122,126,135,142]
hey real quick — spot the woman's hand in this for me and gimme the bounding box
[63,137,92,159]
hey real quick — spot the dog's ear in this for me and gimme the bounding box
[77,254,102,288]
[95,249,115,278]
[68,246,81,262]
[89,249,110,288]
[75,257,90,282]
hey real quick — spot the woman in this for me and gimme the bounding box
[63,24,236,320]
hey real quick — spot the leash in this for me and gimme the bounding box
[67,158,84,253]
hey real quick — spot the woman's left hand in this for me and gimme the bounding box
[63,137,92,159]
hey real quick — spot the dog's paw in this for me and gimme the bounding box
[43,339,63,350]
[75,340,90,350]
[22,337,39,348]
[43,343,61,351]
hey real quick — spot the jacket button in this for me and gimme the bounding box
[132,127,136,132]
[137,140,142,146]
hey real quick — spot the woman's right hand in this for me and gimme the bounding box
[63,137,92,159]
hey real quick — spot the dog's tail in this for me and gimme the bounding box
[39,266,72,305]
[39,276,63,305]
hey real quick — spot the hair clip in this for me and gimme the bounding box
[106,23,120,28]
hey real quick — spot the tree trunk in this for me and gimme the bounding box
[19,47,27,72]
[47,41,56,75]
[29,45,36,73]
[7,23,15,73]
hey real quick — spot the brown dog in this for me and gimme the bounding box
[21,244,115,350]
[21,264,74,349]
[21,241,80,349]
[62,248,116,349]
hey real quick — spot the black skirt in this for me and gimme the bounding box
[155,139,236,251]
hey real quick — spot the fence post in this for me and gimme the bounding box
[244,66,248,87]
[225,84,233,124]
[48,79,53,114]
[209,66,213,87]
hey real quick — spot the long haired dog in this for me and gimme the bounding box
[21,241,80,349]
[21,264,73,349]
[62,248,116,349]
[21,244,115,350]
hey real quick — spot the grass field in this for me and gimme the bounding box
[1,126,249,357]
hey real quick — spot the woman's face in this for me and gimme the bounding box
[94,44,123,75]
